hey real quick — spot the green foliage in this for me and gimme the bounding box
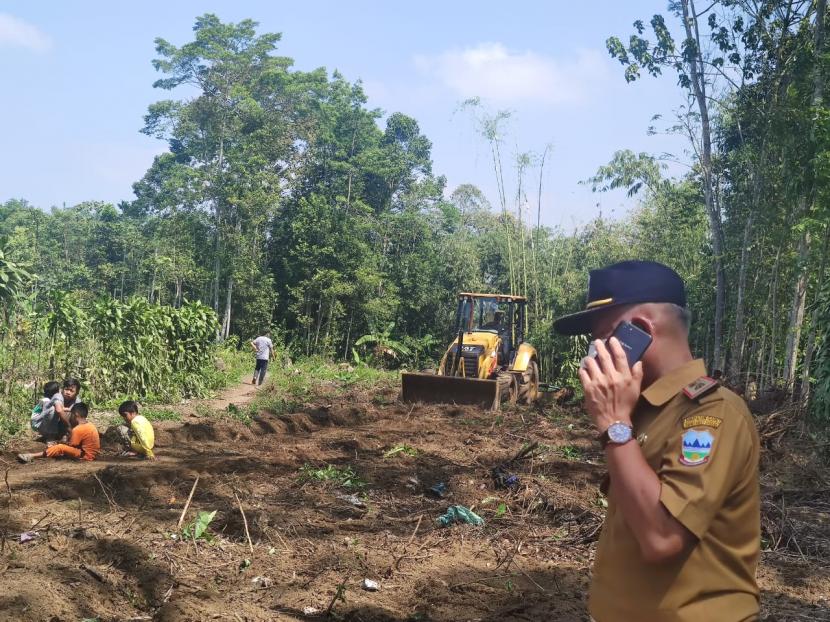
[355,323,411,367]
[181,510,217,542]
[87,297,219,399]
[225,402,252,425]
[141,407,181,422]
[0,245,33,324]
[0,288,239,442]
[383,443,418,458]
[559,445,583,461]
[298,463,366,490]
[811,282,830,421]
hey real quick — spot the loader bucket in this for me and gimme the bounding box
[401,372,500,410]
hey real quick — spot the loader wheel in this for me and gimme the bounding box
[521,361,540,405]
[497,372,517,404]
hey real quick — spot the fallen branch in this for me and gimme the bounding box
[234,491,254,553]
[30,511,50,530]
[177,476,200,529]
[81,563,105,583]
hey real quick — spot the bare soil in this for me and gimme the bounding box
[0,376,828,622]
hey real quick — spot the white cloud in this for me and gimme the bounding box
[414,43,609,105]
[0,13,52,53]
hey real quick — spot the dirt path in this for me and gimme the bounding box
[0,377,828,621]
[197,379,259,412]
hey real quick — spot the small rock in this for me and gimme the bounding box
[251,576,271,588]
[362,578,380,592]
[303,606,321,615]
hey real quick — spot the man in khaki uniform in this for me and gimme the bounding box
[554,260,760,622]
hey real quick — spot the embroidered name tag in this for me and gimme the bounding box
[682,415,723,429]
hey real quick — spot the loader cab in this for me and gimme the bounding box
[455,293,526,364]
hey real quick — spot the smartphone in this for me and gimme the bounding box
[581,321,652,369]
[612,321,653,367]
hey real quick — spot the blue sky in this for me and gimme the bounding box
[0,1,689,228]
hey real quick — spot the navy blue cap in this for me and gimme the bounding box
[553,260,686,335]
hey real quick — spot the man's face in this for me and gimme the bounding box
[62,386,78,401]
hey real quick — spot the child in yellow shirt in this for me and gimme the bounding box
[117,400,155,460]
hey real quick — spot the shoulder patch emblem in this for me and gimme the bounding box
[682,415,722,429]
[683,376,718,399]
[680,429,714,466]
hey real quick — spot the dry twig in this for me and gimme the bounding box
[234,491,254,553]
[177,476,200,528]
[93,473,118,511]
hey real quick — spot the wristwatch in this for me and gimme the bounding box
[599,421,633,449]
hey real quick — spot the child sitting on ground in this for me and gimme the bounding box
[30,381,60,438]
[18,402,100,463]
[117,400,155,460]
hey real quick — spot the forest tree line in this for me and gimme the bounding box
[1,3,828,421]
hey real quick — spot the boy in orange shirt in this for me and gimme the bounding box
[17,402,100,463]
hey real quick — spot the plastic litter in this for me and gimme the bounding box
[428,482,449,498]
[435,505,484,527]
[19,531,38,543]
[251,575,272,588]
[491,466,519,490]
[362,578,380,591]
[303,606,321,615]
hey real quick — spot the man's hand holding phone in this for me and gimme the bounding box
[579,337,644,433]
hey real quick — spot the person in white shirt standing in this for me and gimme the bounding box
[250,329,275,385]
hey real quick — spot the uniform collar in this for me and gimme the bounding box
[641,359,707,406]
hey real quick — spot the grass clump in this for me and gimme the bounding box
[298,463,366,490]
[383,443,418,458]
[559,445,583,461]
[141,407,182,422]
[225,403,252,425]
[249,357,396,417]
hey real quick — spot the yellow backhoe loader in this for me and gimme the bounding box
[401,293,540,410]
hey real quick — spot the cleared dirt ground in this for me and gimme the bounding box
[0,374,828,621]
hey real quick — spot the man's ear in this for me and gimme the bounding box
[630,316,654,336]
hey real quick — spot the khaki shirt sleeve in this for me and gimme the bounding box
[658,400,753,539]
